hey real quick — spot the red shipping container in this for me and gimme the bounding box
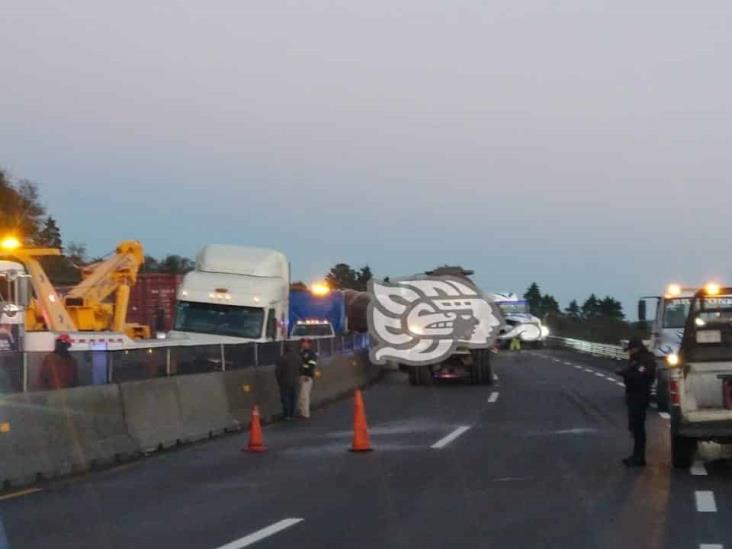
[127,273,182,333]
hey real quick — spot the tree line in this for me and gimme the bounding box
[1,169,195,286]
[522,282,644,343]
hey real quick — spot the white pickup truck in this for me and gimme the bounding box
[667,285,732,467]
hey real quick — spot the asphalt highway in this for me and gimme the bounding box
[2,350,731,549]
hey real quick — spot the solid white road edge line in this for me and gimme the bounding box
[431,426,471,449]
[691,461,708,476]
[695,491,717,513]
[488,392,499,403]
[215,518,304,549]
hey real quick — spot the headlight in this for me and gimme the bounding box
[540,326,550,337]
[666,353,680,367]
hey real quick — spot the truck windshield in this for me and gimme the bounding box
[498,301,530,315]
[174,301,264,339]
[663,298,691,329]
[683,295,732,362]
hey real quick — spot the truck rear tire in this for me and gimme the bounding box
[671,434,696,468]
[483,351,493,385]
[419,365,434,385]
[471,349,492,385]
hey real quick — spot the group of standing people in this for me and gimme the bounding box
[275,338,318,421]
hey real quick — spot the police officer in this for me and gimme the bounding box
[297,338,318,419]
[616,337,656,467]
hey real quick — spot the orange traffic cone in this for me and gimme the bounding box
[242,405,267,453]
[349,389,373,452]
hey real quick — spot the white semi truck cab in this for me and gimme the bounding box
[171,245,289,343]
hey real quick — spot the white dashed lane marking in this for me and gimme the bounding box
[431,426,471,449]
[695,491,717,513]
[658,412,670,420]
[487,392,499,404]
[699,544,723,549]
[691,461,708,476]
[215,518,304,549]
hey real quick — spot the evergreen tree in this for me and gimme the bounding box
[565,299,580,319]
[539,294,560,317]
[581,294,601,319]
[355,266,373,291]
[37,217,62,248]
[159,255,194,274]
[524,282,542,316]
[598,296,624,320]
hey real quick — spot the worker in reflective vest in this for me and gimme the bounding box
[509,336,521,352]
[297,338,318,419]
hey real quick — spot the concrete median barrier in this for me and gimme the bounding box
[119,377,183,452]
[0,347,380,489]
[175,373,239,440]
[0,385,136,487]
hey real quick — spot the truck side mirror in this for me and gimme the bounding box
[1,271,32,309]
[638,300,647,322]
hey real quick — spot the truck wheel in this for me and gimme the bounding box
[418,365,434,385]
[470,350,482,385]
[482,351,493,385]
[471,350,491,385]
[671,434,696,468]
[408,366,420,386]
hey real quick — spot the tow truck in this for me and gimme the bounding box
[639,284,696,411]
[664,283,732,467]
[0,234,154,352]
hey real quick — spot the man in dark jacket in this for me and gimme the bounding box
[39,334,78,390]
[275,341,302,421]
[616,337,656,467]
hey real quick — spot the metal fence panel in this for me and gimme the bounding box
[168,344,223,375]
[257,341,281,366]
[10,333,373,392]
[110,348,166,382]
[0,352,23,394]
[223,343,256,371]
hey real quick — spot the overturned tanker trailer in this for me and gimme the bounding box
[368,266,504,386]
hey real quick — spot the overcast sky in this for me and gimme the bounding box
[2,1,731,315]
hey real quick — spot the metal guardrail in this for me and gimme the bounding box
[0,332,371,395]
[547,336,626,361]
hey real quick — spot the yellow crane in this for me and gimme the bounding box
[0,236,150,339]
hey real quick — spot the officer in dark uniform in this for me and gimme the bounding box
[616,337,656,467]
